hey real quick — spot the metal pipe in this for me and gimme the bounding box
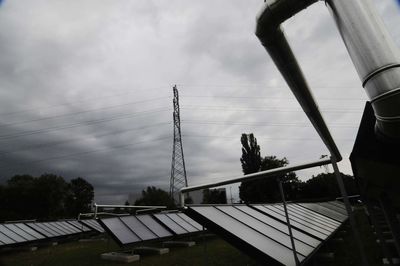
[181,158,331,194]
[78,212,131,220]
[94,204,166,209]
[93,204,166,218]
[278,178,300,266]
[326,0,400,140]
[256,0,342,161]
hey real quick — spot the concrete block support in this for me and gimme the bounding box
[163,241,196,248]
[133,246,169,255]
[100,252,140,263]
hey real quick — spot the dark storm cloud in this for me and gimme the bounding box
[0,0,399,203]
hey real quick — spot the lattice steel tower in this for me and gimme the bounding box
[170,85,188,204]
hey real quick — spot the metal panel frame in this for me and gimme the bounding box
[153,213,188,235]
[14,223,45,240]
[3,224,36,241]
[165,213,199,233]
[25,223,55,238]
[186,206,292,266]
[136,214,173,238]
[235,205,321,248]
[79,219,105,233]
[98,215,174,247]
[120,216,158,241]
[67,220,91,232]
[177,213,203,230]
[298,203,347,222]
[215,206,313,257]
[185,202,347,266]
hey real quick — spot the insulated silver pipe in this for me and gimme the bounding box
[256,0,342,161]
[326,0,400,140]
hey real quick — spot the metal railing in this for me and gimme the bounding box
[93,204,166,219]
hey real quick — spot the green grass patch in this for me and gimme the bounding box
[0,236,257,266]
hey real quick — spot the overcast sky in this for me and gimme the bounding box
[0,0,399,204]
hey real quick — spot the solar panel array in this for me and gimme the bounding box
[185,201,348,266]
[0,220,95,248]
[79,219,105,233]
[99,212,203,247]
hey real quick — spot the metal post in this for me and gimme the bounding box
[278,178,300,266]
[180,192,185,208]
[331,157,369,266]
[94,204,98,219]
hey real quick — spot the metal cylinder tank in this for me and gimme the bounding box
[326,0,400,140]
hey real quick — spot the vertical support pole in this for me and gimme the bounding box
[180,192,185,208]
[94,204,98,219]
[331,157,369,266]
[278,178,299,266]
[379,194,400,257]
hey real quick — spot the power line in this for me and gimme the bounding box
[0,89,170,117]
[182,134,354,142]
[0,136,171,171]
[182,120,358,128]
[0,97,170,127]
[176,83,364,90]
[0,122,171,156]
[0,107,171,141]
[181,95,366,101]
[181,105,362,113]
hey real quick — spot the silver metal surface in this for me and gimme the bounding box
[278,179,300,265]
[326,0,400,139]
[256,0,342,160]
[94,204,166,209]
[93,204,166,218]
[136,214,173,238]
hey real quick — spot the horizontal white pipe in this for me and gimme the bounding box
[181,158,332,194]
[94,204,166,209]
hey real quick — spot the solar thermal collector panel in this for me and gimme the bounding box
[185,202,348,266]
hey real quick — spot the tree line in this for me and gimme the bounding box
[0,133,358,221]
[239,133,358,203]
[0,174,94,222]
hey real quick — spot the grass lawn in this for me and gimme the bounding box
[0,207,386,266]
[0,236,258,266]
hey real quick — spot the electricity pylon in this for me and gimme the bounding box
[170,85,188,204]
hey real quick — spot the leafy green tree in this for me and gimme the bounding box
[240,133,261,175]
[134,186,176,209]
[0,174,95,221]
[301,172,358,200]
[202,189,227,204]
[65,177,94,217]
[3,175,37,220]
[184,196,193,204]
[33,174,68,219]
[239,134,300,203]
